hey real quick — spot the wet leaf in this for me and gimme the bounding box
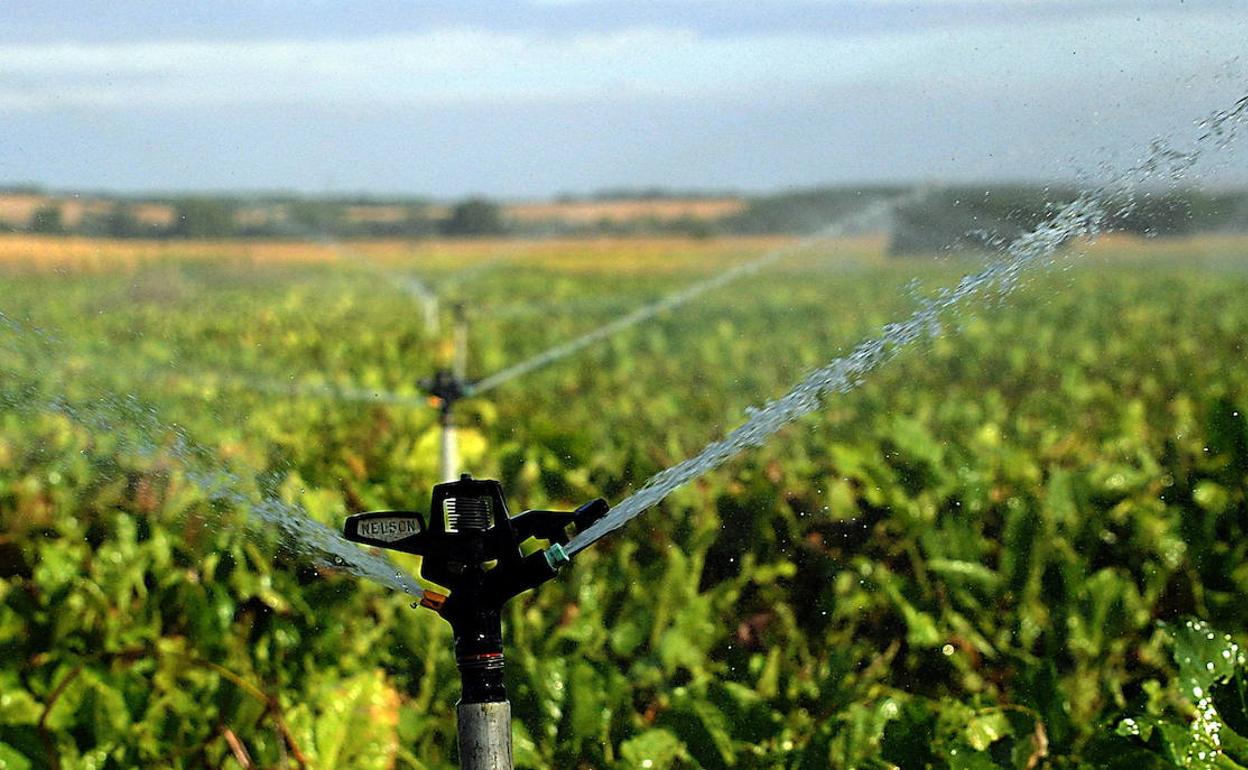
[965,710,1011,752]
[619,729,690,770]
[0,742,31,770]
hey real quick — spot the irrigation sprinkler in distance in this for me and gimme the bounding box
[421,367,469,483]
[424,302,472,482]
[344,475,609,770]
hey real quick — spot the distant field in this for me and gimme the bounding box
[504,197,746,224]
[0,193,118,229]
[2,229,1246,275]
[0,234,341,273]
[0,233,796,274]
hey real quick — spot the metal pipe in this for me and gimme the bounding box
[452,304,469,382]
[440,413,458,483]
[452,588,510,768]
[456,701,513,770]
[424,369,464,484]
[423,295,441,335]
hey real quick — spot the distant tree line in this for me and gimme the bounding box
[886,186,1248,256]
[554,186,739,202]
[5,185,1248,245]
[3,196,513,240]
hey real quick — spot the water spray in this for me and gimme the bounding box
[467,192,918,397]
[383,243,535,336]
[240,197,915,417]
[566,92,1248,555]
[344,475,609,769]
[395,274,442,334]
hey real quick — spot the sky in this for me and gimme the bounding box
[1,1,1245,199]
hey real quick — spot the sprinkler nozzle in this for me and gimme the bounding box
[420,368,471,408]
[420,591,448,611]
[544,543,570,570]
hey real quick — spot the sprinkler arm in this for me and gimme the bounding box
[509,498,610,546]
[343,480,609,617]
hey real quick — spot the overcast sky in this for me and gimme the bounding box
[1,1,1245,198]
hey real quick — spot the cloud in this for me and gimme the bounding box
[0,7,1241,116]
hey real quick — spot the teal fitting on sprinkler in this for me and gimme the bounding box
[545,543,570,570]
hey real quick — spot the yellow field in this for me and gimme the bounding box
[0,235,340,273]
[3,230,1244,279]
[1082,231,1248,259]
[0,234,801,276]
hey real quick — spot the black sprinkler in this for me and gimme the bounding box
[343,475,609,704]
[421,368,471,426]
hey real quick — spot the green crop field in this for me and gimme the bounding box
[2,233,1247,769]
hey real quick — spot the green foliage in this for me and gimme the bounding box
[1,239,1246,767]
[441,199,507,237]
[284,200,346,238]
[28,205,64,235]
[100,205,143,239]
[1082,619,1248,769]
[172,197,236,239]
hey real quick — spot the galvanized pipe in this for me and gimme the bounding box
[452,305,469,382]
[440,418,458,483]
[456,701,512,770]
[422,295,441,335]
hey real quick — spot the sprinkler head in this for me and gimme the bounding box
[420,368,471,410]
[343,474,609,703]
